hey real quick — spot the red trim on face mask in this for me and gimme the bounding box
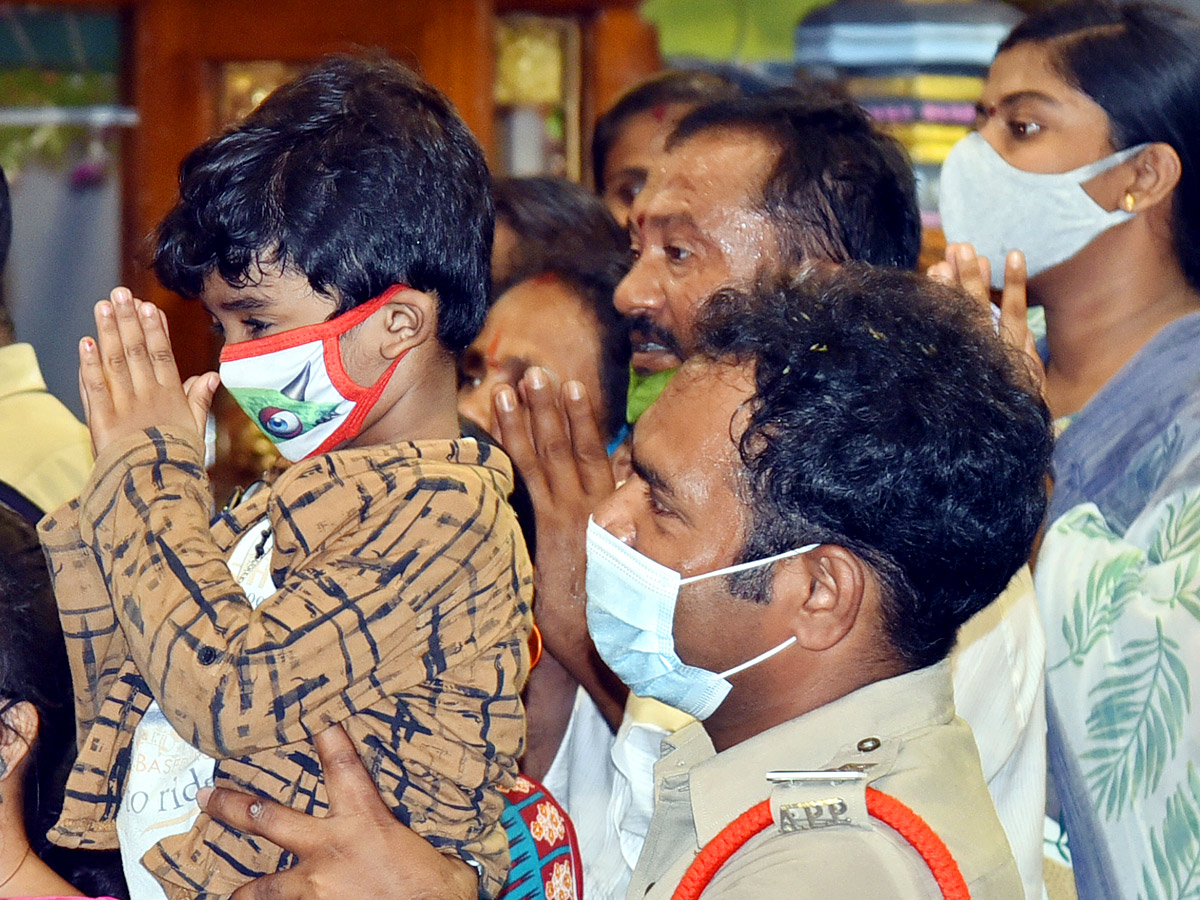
[306,350,406,457]
[218,284,410,362]
[219,284,412,459]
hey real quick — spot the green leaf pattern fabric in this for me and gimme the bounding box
[1038,491,1200,899]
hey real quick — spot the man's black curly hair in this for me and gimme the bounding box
[694,264,1053,669]
[153,52,493,352]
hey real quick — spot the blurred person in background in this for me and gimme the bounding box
[0,502,126,899]
[491,176,629,296]
[590,70,740,226]
[0,165,92,517]
[462,255,630,456]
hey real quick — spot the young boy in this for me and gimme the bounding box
[38,55,532,900]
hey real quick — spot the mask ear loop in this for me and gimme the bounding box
[717,636,799,679]
[679,543,820,585]
[686,543,821,679]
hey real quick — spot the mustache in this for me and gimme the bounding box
[626,316,685,358]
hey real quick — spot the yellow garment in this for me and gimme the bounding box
[844,73,985,101]
[0,342,92,512]
[625,692,694,734]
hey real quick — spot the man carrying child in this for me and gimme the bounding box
[38,54,531,900]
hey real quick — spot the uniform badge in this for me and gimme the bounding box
[766,770,871,834]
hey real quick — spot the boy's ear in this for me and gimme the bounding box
[769,546,866,652]
[379,289,439,359]
[0,701,39,783]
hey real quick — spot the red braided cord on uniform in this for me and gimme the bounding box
[670,787,970,900]
[865,787,971,900]
[672,800,773,900]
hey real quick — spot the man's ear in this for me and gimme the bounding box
[770,546,866,652]
[0,701,39,782]
[379,289,439,360]
[1123,142,1183,214]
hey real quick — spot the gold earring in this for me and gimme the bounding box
[1123,192,1136,212]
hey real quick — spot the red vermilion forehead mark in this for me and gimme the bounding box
[486,331,504,369]
[651,103,667,122]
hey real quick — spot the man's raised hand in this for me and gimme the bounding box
[492,366,615,517]
[927,243,1046,397]
[491,367,628,726]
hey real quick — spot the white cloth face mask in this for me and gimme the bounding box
[218,286,408,462]
[939,131,1147,288]
[585,517,818,720]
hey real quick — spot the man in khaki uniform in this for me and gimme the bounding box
[582,265,1048,899]
[631,668,1012,898]
[201,264,1050,900]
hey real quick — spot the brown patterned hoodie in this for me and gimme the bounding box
[38,426,532,899]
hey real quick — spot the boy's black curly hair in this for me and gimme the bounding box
[154,52,493,352]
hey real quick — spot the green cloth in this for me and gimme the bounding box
[640,0,834,62]
[626,365,678,424]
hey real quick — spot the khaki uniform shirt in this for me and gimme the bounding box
[0,342,92,512]
[629,661,1023,900]
[38,427,532,899]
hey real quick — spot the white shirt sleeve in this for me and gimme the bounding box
[541,688,629,900]
[951,565,1046,900]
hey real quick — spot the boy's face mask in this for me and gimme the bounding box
[218,285,409,462]
[939,132,1146,288]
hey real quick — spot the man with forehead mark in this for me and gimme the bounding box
[494,85,1049,900]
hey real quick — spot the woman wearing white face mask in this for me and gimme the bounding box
[933,3,1200,898]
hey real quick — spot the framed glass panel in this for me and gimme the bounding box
[494,14,581,179]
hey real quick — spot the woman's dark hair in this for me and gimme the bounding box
[0,505,127,898]
[591,69,741,193]
[999,0,1200,291]
[694,265,1053,669]
[670,85,921,271]
[0,163,10,275]
[154,52,494,352]
[491,176,629,297]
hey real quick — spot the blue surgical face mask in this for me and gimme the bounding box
[939,131,1147,288]
[584,517,818,720]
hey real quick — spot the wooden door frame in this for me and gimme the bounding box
[28,0,658,376]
